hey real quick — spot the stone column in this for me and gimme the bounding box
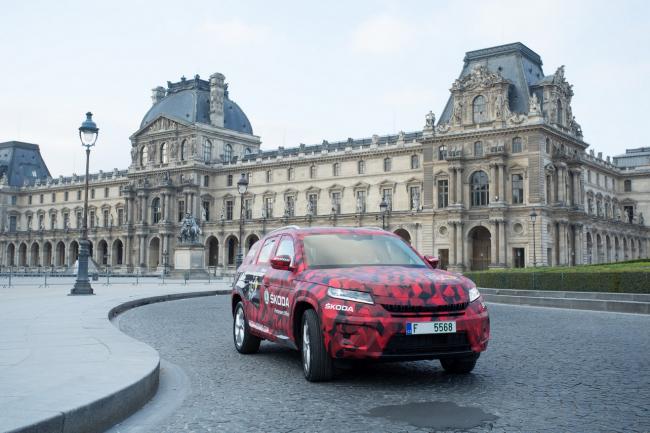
[557,166,566,205]
[490,220,498,266]
[499,164,506,203]
[559,222,567,265]
[125,236,131,267]
[456,168,463,207]
[449,168,456,204]
[449,223,457,265]
[489,164,497,202]
[499,219,507,266]
[139,235,146,267]
[460,223,468,268]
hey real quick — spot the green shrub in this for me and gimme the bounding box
[464,269,650,293]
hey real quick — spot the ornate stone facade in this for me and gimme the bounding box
[0,43,648,273]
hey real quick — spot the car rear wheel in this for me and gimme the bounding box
[301,309,333,382]
[233,302,260,354]
[440,353,479,374]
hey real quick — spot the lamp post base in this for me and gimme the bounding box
[70,282,95,296]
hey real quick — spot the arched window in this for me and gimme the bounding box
[151,198,161,224]
[383,157,392,172]
[556,99,563,125]
[244,147,252,157]
[203,140,212,162]
[474,141,483,157]
[357,160,365,174]
[410,154,419,169]
[512,137,523,153]
[310,165,317,179]
[160,142,168,164]
[545,137,551,154]
[287,167,295,181]
[512,174,524,204]
[224,143,232,162]
[473,95,487,123]
[471,171,489,206]
[332,163,340,177]
[438,145,447,160]
[140,146,148,166]
[180,140,186,161]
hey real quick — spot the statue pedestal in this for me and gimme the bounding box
[172,243,209,279]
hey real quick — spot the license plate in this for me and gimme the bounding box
[406,321,456,335]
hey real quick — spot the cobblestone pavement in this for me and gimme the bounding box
[118,297,650,433]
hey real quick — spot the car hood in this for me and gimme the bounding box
[299,266,473,304]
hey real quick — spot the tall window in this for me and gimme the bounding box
[355,190,366,213]
[51,192,56,203]
[437,179,449,208]
[244,147,252,157]
[331,192,341,214]
[103,210,109,227]
[160,142,168,163]
[91,189,95,199]
[64,191,69,201]
[285,196,295,217]
[117,209,124,226]
[310,165,317,179]
[202,201,210,221]
[227,174,233,186]
[140,146,148,166]
[382,188,393,210]
[89,210,95,228]
[50,214,57,230]
[28,195,33,204]
[545,138,550,154]
[332,163,340,177]
[624,206,634,223]
[357,160,365,174]
[438,145,447,160]
[624,179,632,192]
[307,193,318,215]
[474,141,483,157]
[264,197,273,218]
[77,190,81,200]
[178,200,185,222]
[556,99,563,125]
[512,174,524,204]
[266,170,272,183]
[225,200,234,221]
[180,140,187,161]
[224,143,233,162]
[9,215,16,232]
[471,171,489,206]
[512,137,523,153]
[473,95,487,123]
[104,187,109,198]
[40,194,44,204]
[383,157,392,172]
[410,155,420,169]
[76,211,82,228]
[203,175,210,187]
[409,187,420,211]
[244,199,253,220]
[203,140,212,162]
[151,198,161,223]
[287,167,295,181]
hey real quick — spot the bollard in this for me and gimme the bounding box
[8,267,12,288]
[44,274,47,288]
[184,272,189,285]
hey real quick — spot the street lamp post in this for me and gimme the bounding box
[379,199,388,230]
[70,112,99,295]
[529,208,537,268]
[235,173,249,269]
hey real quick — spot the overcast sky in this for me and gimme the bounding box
[1,0,648,176]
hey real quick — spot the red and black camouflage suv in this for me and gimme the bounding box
[231,226,490,382]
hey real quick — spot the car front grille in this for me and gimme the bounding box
[381,302,468,315]
[383,332,470,355]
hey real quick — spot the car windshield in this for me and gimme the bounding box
[302,233,427,269]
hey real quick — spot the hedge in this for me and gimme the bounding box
[463,271,650,294]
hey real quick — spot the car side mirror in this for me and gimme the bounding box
[270,255,293,271]
[424,255,440,269]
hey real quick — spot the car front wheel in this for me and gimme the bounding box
[301,309,333,382]
[233,302,261,354]
[440,353,479,374]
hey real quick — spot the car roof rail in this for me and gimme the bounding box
[268,225,301,234]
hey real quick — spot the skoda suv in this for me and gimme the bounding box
[231,226,490,382]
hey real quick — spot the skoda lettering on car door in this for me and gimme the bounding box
[231,226,490,382]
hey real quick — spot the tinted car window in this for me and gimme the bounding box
[303,233,426,269]
[276,236,295,264]
[257,237,278,264]
[243,240,261,266]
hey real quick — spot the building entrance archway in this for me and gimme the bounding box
[393,228,411,244]
[149,237,160,270]
[206,236,219,267]
[469,226,491,270]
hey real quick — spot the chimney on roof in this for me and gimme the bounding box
[209,73,226,127]
[151,86,165,105]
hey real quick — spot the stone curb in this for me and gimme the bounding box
[7,289,230,433]
[480,288,650,303]
[482,292,650,314]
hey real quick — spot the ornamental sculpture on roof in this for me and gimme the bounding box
[451,65,509,92]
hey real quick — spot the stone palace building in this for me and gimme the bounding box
[1,42,648,273]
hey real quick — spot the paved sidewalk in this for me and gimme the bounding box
[0,277,229,433]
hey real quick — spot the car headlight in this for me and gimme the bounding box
[327,287,374,305]
[468,286,481,303]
